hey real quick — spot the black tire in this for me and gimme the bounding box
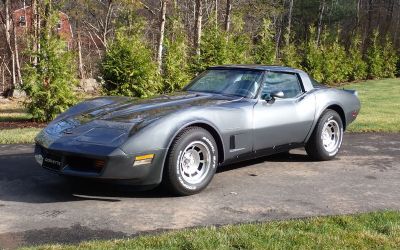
[163,127,218,196]
[305,109,343,161]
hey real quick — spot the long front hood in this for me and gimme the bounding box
[37,92,237,149]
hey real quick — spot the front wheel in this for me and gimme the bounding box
[164,127,218,196]
[305,110,343,161]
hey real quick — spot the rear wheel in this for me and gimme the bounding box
[164,127,218,196]
[305,110,343,161]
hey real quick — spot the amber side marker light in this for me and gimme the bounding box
[94,160,106,169]
[134,154,154,166]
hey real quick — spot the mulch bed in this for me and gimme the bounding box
[0,121,46,129]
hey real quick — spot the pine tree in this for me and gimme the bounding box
[22,3,78,122]
[190,12,230,74]
[323,31,348,84]
[366,30,385,79]
[281,32,302,69]
[304,26,324,82]
[253,19,276,65]
[347,34,367,81]
[226,14,253,64]
[382,36,397,78]
[100,24,160,97]
[162,18,191,93]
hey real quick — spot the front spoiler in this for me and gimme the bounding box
[34,143,167,186]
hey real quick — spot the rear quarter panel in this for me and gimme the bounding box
[313,88,361,131]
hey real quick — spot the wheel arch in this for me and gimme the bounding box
[166,121,225,165]
[305,103,347,143]
[325,104,347,130]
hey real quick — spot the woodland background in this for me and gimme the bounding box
[0,0,399,121]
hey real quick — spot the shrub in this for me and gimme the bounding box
[366,30,385,79]
[226,14,253,64]
[281,33,302,69]
[22,37,78,122]
[100,28,160,97]
[381,36,397,78]
[347,34,367,81]
[162,18,191,93]
[322,33,348,84]
[304,26,324,82]
[189,12,230,75]
[253,19,276,65]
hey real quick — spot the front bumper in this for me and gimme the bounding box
[34,143,167,186]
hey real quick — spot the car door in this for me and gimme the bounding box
[253,71,316,151]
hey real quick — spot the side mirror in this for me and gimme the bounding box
[261,91,284,104]
[271,91,284,98]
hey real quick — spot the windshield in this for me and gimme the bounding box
[185,69,263,98]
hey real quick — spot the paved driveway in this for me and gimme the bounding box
[0,133,399,249]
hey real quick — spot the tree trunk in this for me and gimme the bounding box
[13,22,22,86]
[194,0,203,56]
[156,0,167,73]
[316,0,325,45]
[31,0,38,65]
[77,29,84,79]
[224,0,232,32]
[3,0,16,92]
[214,0,218,29]
[275,14,283,59]
[286,0,293,45]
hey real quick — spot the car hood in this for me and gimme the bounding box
[76,92,237,123]
[39,92,239,147]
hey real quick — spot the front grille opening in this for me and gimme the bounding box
[66,156,105,174]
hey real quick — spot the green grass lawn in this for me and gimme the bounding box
[0,128,41,144]
[0,78,399,144]
[23,211,400,250]
[345,78,400,133]
[0,101,40,144]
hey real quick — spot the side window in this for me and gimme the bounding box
[261,72,303,99]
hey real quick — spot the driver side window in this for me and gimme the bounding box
[261,72,303,99]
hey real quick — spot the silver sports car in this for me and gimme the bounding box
[34,65,360,195]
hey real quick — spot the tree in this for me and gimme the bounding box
[1,0,16,94]
[22,1,78,122]
[347,34,367,81]
[101,27,160,97]
[224,0,232,32]
[194,0,203,56]
[156,0,167,73]
[304,26,324,82]
[253,19,276,65]
[381,35,397,78]
[366,30,385,79]
[281,33,302,68]
[162,17,191,92]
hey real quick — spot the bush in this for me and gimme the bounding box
[281,33,302,69]
[100,29,160,97]
[381,36,397,78]
[366,30,385,79]
[191,16,230,74]
[162,18,191,93]
[22,37,78,122]
[347,34,367,81]
[226,14,253,64]
[304,27,324,82]
[322,33,348,84]
[253,19,276,65]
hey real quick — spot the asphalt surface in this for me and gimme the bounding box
[0,133,400,249]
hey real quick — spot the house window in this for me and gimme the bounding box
[19,16,26,27]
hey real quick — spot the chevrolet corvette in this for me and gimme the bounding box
[34,65,360,195]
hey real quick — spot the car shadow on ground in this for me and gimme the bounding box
[0,150,314,204]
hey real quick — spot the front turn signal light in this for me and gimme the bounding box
[133,154,154,166]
